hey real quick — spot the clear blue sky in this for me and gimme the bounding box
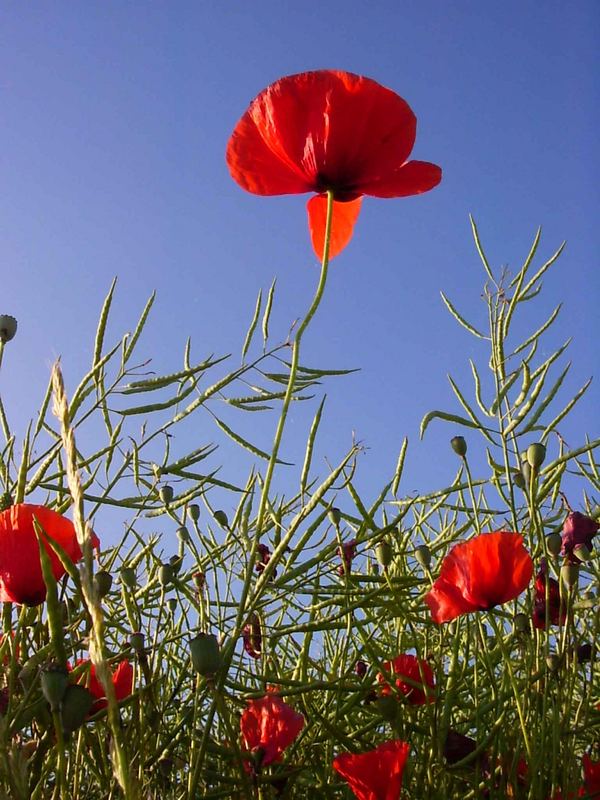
[1,2,598,530]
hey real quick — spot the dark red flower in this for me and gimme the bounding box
[338,539,357,575]
[376,653,435,706]
[532,559,566,629]
[0,504,100,606]
[581,754,600,799]
[240,693,304,767]
[424,532,533,624]
[76,659,134,714]
[333,739,410,800]
[242,613,262,659]
[444,729,479,765]
[561,512,598,562]
[227,70,441,259]
[255,542,276,578]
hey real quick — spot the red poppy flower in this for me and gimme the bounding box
[424,532,533,624]
[581,754,600,799]
[561,511,598,563]
[76,659,134,714]
[227,70,441,259]
[376,654,435,706]
[532,560,566,629]
[0,504,100,606]
[242,613,262,659]
[240,693,304,767]
[333,739,410,800]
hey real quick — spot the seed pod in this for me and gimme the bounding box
[169,555,183,574]
[513,613,529,634]
[159,563,173,587]
[546,533,563,556]
[94,570,113,598]
[61,685,93,733]
[513,471,526,490]
[40,666,69,711]
[120,567,137,588]
[573,544,591,563]
[177,526,190,543]
[159,485,174,504]
[546,654,560,672]
[167,598,177,613]
[527,443,546,470]
[187,504,200,522]
[415,545,431,569]
[450,436,467,457]
[560,563,579,588]
[0,315,18,343]
[520,460,532,485]
[129,632,145,652]
[213,510,228,527]
[328,507,341,526]
[375,541,393,568]
[375,696,398,722]
[189,633,221,677]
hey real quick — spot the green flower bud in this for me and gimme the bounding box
[60,685,93,734]
[120,567,137,588]
[167,598,177,613]
[520,460,532,485]
[573,544,591,563]
[450,436,467,457]
[187,504,200,522]
[159,563,173,587]
[375,696,398,722]
[94,570,113,598]
[0,315,18,343]
[546,654,560,672]
[546,533,563,556]
[159,485,174,504]
[214,510,228,528]
[169,555,182,574]
[40,666,69,711]
[513,471,526,490]
[130,631,145,652]
[513,613,529,634]
[375,541,393,568]
[560,563,579,588]
[328,507,342,526]
[189,633,221,677]
[415,545,432,569]
[176,526,190,543]
[527,443,546,470]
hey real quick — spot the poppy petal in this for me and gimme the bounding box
[358,160,442,198]
[333,739,410,800]
[307,195,362,260]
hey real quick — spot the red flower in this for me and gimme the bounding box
[581,754,600,799]
[532,559,566,629]
[240,693,304,767]
[227,70,441,259]
[376,654,435,706]
[242,613,262,659]
[333,739,410,800]
[0,504,100,606]
[77,659,134,714]
[561,511,598,562]
[425,532,533,624]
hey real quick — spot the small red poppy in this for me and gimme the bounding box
[376,654,435,706]
[333,739,410,800]
[424,532,534,624]
[532,560,566,629]
[76,659,134,715]
[227,70,441,259]
[0,504,99,606]
[240,693,304,767]
[582,754,600,799]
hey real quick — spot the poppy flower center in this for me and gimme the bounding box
[313,172,360,202]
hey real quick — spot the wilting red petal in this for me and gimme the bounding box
[0,504,99,606]
[240,694,304,766]
[358,160,442,198]
[333,739,409,800]
[307,195,362,260]
[425,532,533,624]
[377,654,435,706]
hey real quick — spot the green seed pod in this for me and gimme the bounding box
[526,443,546,470]
[450,436,467,457]
[61,685,93,734]
[159,485,174,504]
[573,544,591,563]
[375,541,393,568]
[130,631,145,652]
[546,654,560,672]
[513,613,529,634]
[415,545,432,569]
[328,507,342,526]
[167,598,177,613]
[169,555,182,574]
[520,460,532,485]
[0,315,18,343]
[94,570,113,598]
[40,666,69,711]
[546,533,563,556]
[120,567,137,588]
[214,510,228,528]
[375,696,398,722]
[159,563,173,587]
[560,563,579,588]
[189,633,221,677]
[176,525,190,543]
[513,471,526,490]
[188,504,200,522]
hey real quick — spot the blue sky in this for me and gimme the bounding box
[1,2,598,533]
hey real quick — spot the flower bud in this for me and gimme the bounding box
[513,613,529,634]
[573,544,591,563]
[450,436,467,457]
[546,533,563,556]
[159,485,174,505]
[375,695,398,722]
[159,563,173,587]
[129,632,145,652]
[40,666,69,711]
[328,507,342,526]
[193,571,205,592]
[415,545,431,569]
[520,460,532,485]
[513,471,526,490]
[60,685,93,733]
[375,541,393,568]
[354,660,367,678]
[546,654,560,672]
[188,504,200,522]
[120,567,136,588]
[189,633,221,677]
[176,526,190,543]
[94,570,113,598]
[526,443,546,470]
[214,510,228,527]
[576,643,593,663]
[167,598,177,613]
[560,563,579,588]
[169,555,183,574]
[0,315,18,343]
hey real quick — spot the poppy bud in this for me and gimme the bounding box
[354,660,367,677]
[513,471,526,490]
[167,598,177,613]
[375,695,398,722]
[415,545,431,569]
[561,511,599,561]
[188,504,200,522]
[130,632,145,652]
[328,507,342,526]
[189,632,221,677]
[520,460,532,484]
[576,643,593,663]
[176,526,190,543]
[450,436,467,457]
[40,666,69,711]
[0,315,18,343]
[526,443,546,470]
[546,654,560,672]
[60,684,93,734]
[159,563,173,586]
[560,563,579,588]
[573,544,591,563]
[513,613,529,634]
[120,567,137,588]
[214,510,228,527]
[94,570,113,598]
[169,555,183,574]
[376,541,393,568]
[546,533,563,556]
[193,571,205,592]
[159,485,174,505]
